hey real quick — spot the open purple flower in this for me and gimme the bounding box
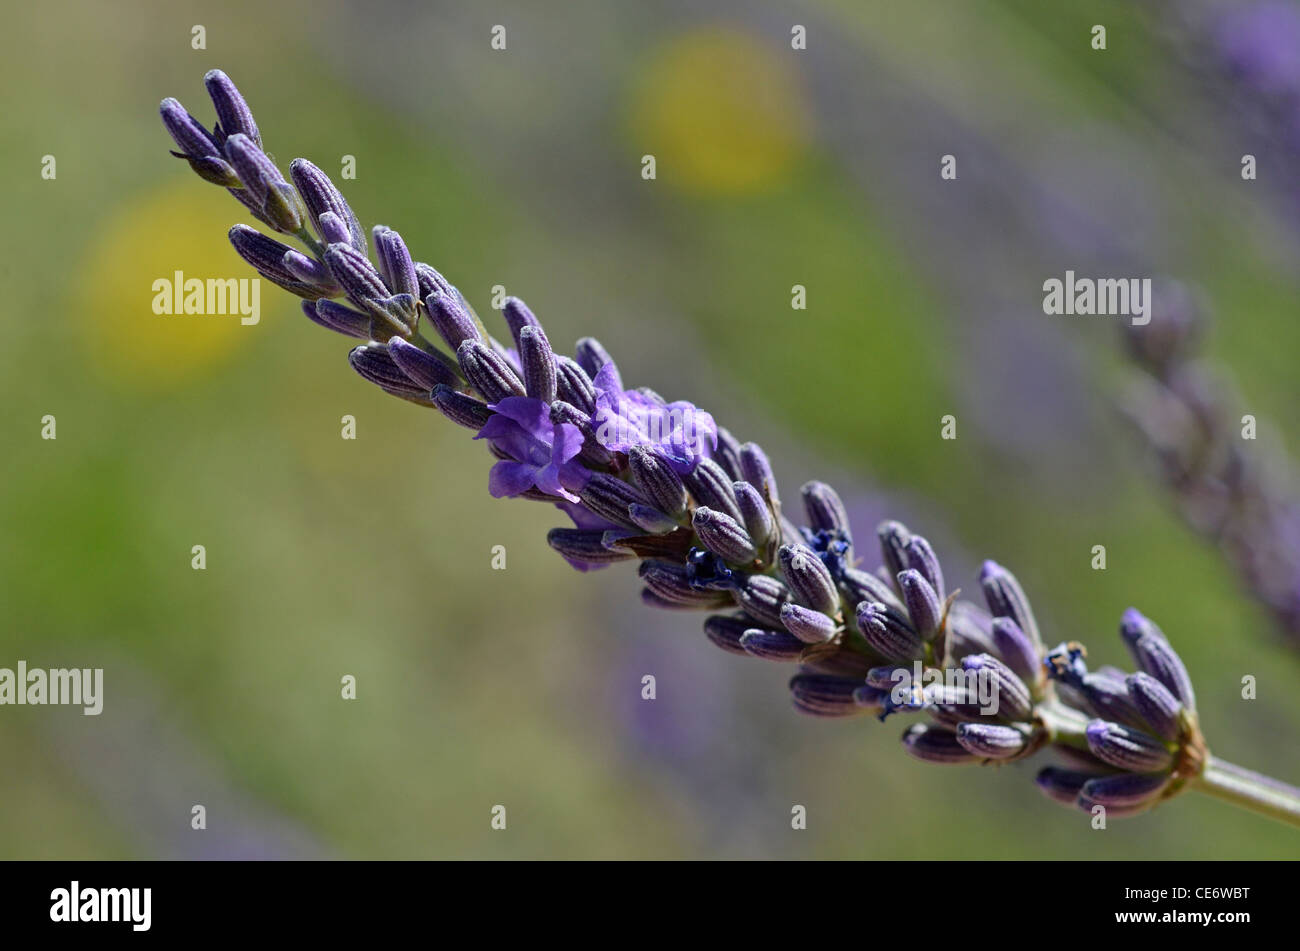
[474,397,590,503]
[590,363,717,473]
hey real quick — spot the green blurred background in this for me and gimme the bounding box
[2,0,1298,858]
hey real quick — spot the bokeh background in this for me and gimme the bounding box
[3,0,1299,859]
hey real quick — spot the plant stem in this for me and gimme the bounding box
[1192,756,1300,829]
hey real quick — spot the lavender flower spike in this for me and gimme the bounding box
[159,69,1300,832]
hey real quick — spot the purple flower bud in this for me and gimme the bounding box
[732,481,773,549]
[876,520,912,587]
[801,481,851,540]
[289,159,366,253]
[990,617,1041,689]
[778,544,840,616]
[159,98,219,157]
[979,560,1042,652]
[901,724,975,764]
[500,297,541,350]
[789,674,863,717]
[281,250,338,291]
[554,356,596,414]
[898,569,942,640]
[203,69,259,146]
[546,528,634,568]
[1119,607,1167,648]
[457,340,526,404]
[579,472,649,531]
[703,615,751,656]
[575,336,619,388]
[425,292,481,353]
[387,337,458,390]
[677,459,738,523]
[324,242,389,310]
[904,536,945,601]
[732,574,792,629]
[430,384,493,430]
[301,300,367,338]
[857,601,923,663]
[738,442,779,504]
[1128,632,1196,712]
[693,507,758,564]
[227,225,298,283]
[841,567,903,612]
[627,446,688,517]
[713,427,743,480]
[739,627,806,661]
[959,655,1031,722]
[412,262,452,300]
[1126,672,1184,742]
[372,227,418,299]
[1035,767,1096,806]
[348,344,428,398]
[956,722,1031,759]
[1079,772,1169,810]
[1079,672,1146,727]
[159,98,240,186]
[639,559,730,607]
[315,211,351,246]
[779,602,837,644]
[517,326,557,404]
[1085,719,1174,772]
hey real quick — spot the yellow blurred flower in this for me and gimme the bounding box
[628,28,811,195]
[78,179,267,388]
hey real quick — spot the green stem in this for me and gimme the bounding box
[1192,756,1300,829]
[1039,699,1091,751]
